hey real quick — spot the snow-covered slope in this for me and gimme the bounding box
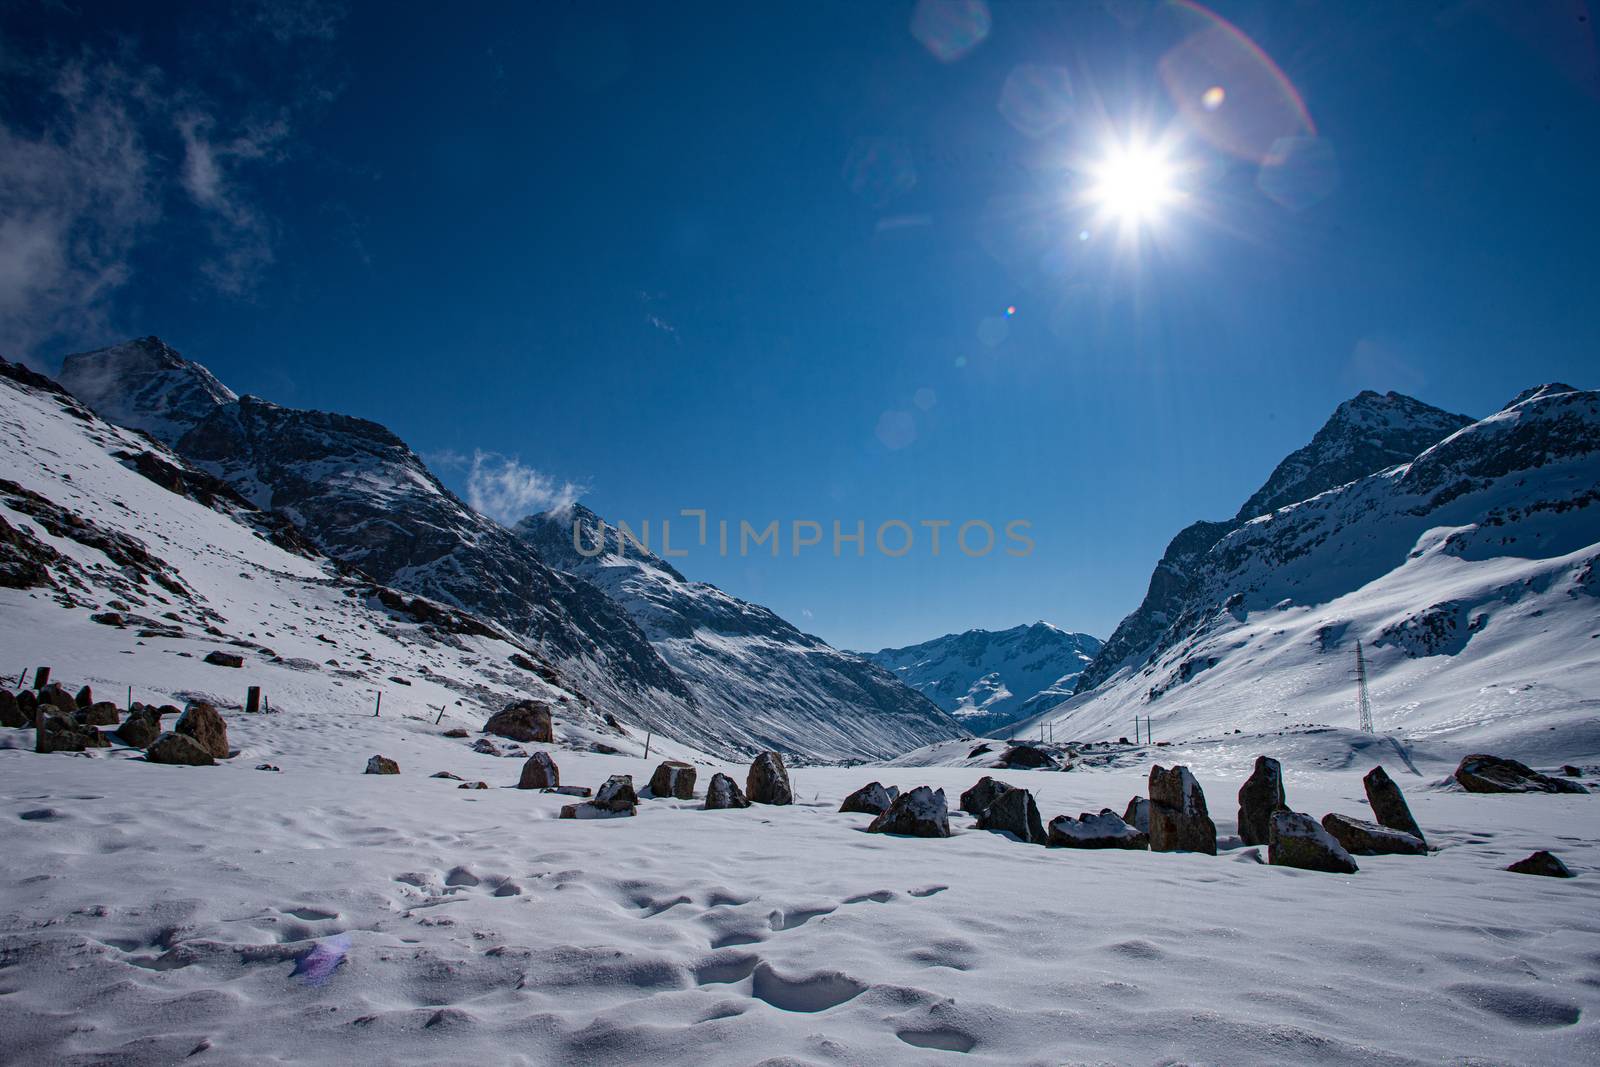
[1077,390,1475,694]
[0,356,628,738]
[517,505,962,759]
[55,338,961,761]
[862,623,1102,736]
[1023,385,1600,757]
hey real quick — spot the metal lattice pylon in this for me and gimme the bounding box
[1355,639,1374,733]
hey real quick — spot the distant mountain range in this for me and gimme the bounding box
[55,337,961,760]
[862,623,1102,736]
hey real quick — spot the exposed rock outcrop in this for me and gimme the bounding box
[482,700,554,744]
[1454,754,1588,794]
[959,776,1013,816]
[146,731,215,766]
[839,781,898,816]
[1506,851,1574,877]
[365,755,400,774]
[1320,813,1426,856]
[999,745,1056,770]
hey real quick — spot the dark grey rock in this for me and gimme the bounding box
[1122,796,1150,834]
[114,707,161,748]
[1048,809,1148,849]
[974,786,1047,844]
[36,710,105,753]
[1321,812,1426,856]
[840,781,896,815]
[704,772,751,809]
[1363,765,1426,844]
[1236,755,1286,846]
[959,776,1013,816]
[203,650,244,668]
[78,701,120,727]
[867,785,951,837]
[0,689,26,728]
[746,751,793,805]
[999,745,1056,770]
[175,702,229,759]
[1506,850,1573,877]
[1148,765,1217,854]
[593,774,638,813]
[1269,810,1358,873]
[1455,754,1587,794]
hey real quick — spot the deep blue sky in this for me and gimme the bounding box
[3,1,1597,650]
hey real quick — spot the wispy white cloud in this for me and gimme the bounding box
[176,111,288,294]
[465,450,586,525]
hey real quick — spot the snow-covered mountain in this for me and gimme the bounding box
[1024,384,1600,757]
[1075,389,1476,694]
[55,338,960,760]
[518,504,961,758]
[861,623,1102,736]
[0,355,603,734]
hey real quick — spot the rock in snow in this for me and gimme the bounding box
[1363,766,1426,844]
[839,781,898,815]
[146,731,215,766]
[365,755,400,775]
[703,772,751,810]
[958,776,1013,816]
[974,786,1047,844]
[562,775,639,819]
[1236,755,1286,847]
[114,707,162,749]
[1320,813,1426,856]
[482,700,554,744]
[1454,754,1588,794]
[517,752,560,790]
[1505,851,1574,878]
[175,702,230,760]
[648,760,696,799]
[1269,811,1359,874]
[746,751,793,805]
[999,745,1056,770]
[1048,809,1148,849]
[867,786,951,838]
[1122,796,1150,834]
[1148,765,1217,855]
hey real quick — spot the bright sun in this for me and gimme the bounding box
[1085,139,1178,226]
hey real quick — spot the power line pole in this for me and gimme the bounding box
[1355,639,1374,733]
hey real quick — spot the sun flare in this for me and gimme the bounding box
[1085,138,1178,226]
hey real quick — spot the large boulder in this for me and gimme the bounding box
[365,754,400,774]
[1048,809,1148,849]
[0,689,25,728]
[975,786,1048,844]
[1268,811,1359,873]
[1320,813,1426,856]
[1505,851,1574,878]
[146,731,215,766]
[482,700,554,744]
[959,776,1014,816]
[648,760,696,799]
[517,751,560,789]
[40,684,78,716]
[203,650,244,668]
[175,702,229,759]
[746,751,793,805]
[114,707,162,749]
[839,781,898,815]
[74,684,93,708]
[1122,796,1150,834]
[1363,766,1425,844]
[999,745,1056,770]
[704,772,751,810]
[867,785,951,838]
[1236,755,1286,846]
[78,701,120,727]
[1454,754,1587,794]
[36,710,106,753]
[1148,765,1217,855]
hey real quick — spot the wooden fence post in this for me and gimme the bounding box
[246,686,261,714]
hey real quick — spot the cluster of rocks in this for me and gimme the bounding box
[2,680,232,767]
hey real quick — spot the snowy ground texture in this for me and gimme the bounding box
[3,708,1598,1065]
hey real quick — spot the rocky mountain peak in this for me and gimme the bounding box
[58,337,237,444]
